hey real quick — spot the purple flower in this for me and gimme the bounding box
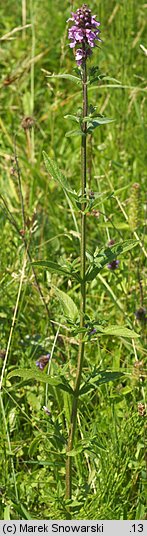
[107,260,119,270]
[85,323,97,336]
[67,4,101,65]
[88,327,97,336]
[75,48,85,66]
[68,27,84,47]
[43,406,51,416]
[108,239,115,247]
[36,353,50,371]
[135,307,146,323]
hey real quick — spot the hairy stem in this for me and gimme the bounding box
[65,61,87,500]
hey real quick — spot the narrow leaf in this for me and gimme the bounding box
[66,445,84,456]
[32,260,70,277]
[8,369,61,384]
[13,503,33,520]
[103,239,138,257]
[86,240,138,281]
[102,326,139,338]
[64,115,80,123]
[3,506,11,520]
[43,152,80,213]
[46,73,81,85]
[67,442,106,455]
[43,152,73,193]
[101,76,121,84]
[8,369,73,394]
[53,287,78,322]
[65,129,83,138]
[84,116,114,125]
[85,266,102,282]
[32,260,80,282]
[80,371,125,395]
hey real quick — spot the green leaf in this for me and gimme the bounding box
[86,240,138,281]
[105,239,138,257]
[32,260,80,282]
[64,114,80,123]
[46,73,81,85]
[12,503,33,520]
[121,386,132,395]
[87,191,113,210]
[29,435,43,457]
[85,266,102,282]
[43,150,89,216]
[32,260,71,277]
[102,326,139,338]
[80,370,125,395]
[101,240,138,261]
[86,252,112,281]
[53,287,79,322]
[8,369,73,394]
[67,441,106,456]
[87,119,115,133]
[65,129,83,138]
[66,445,85,456]
[8,368,59,384]
[57,381,74,394]
[43,152,73,193]
[83,116,115,134]
[101,76,121,84]
[3,506,11,520]
[43,152,80,211]
[84,116,114,125]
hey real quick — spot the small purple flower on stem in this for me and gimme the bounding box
[67,4,101,65]
[108,239,115,247]
[135,307,146,323]
[43,406,51,416]
[107,260,120,270]
[75,48,91,66]
[107,240,119,270]
[88,327,97,336]
[85,323,97,337]
[36,353,50,371]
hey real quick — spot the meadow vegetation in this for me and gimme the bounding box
[0,0,146,520]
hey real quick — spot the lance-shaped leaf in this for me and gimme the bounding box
[86,240,137,281]
[66,439,106,456]
[43,152,72,193]
[8,369,73,394]
[64,114,80,123]
[32,260,81,282]
[83,116,115,134]
[65,129,83,138]
[94,240,138,259]
[80,370,125,395]
[85,264,104,282]
[83,116,115,125]
[53,287,79,322]
[32,260,71,277]
[101,326,139,338]
[45,72,81,85]
[43,152,79,208]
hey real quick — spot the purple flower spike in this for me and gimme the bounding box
[107,260,120,270]
[36,353,50,371]
[67,4,101,66]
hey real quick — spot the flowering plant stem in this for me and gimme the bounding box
[65,60,87,500]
